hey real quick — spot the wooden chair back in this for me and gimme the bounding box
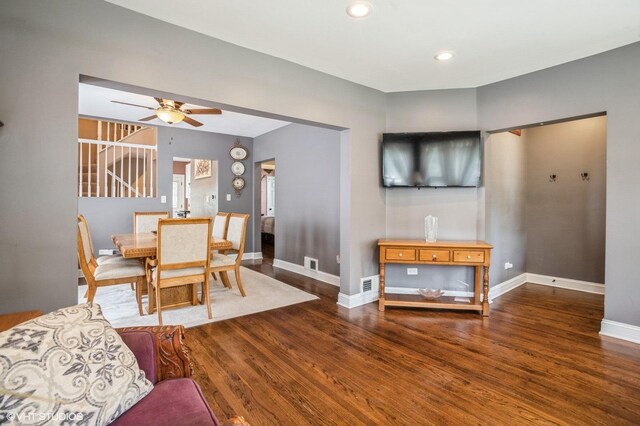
[212,212,230,239]
[134,211,170,234]
[156,218,212,279]
[225,213,249,264]
[77,215,96,269]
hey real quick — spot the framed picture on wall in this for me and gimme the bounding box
[194,159,211,179]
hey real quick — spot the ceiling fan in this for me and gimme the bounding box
[111,97,221,127]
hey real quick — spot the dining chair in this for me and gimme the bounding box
[210,213,250,297]
[76,215,128,266]
[212,212,230,239]
[133,211,170,234]
[77,215,145,315]
[210,212,230,281]
[146,217,212,326]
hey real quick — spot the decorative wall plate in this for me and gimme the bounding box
[231,161,246,176]
[229,145,248,160]
[232,176,246,196]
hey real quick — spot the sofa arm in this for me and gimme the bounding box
[117,325,192,383]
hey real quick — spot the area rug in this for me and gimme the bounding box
[77,267,318,328]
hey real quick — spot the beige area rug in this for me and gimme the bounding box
[78,266,318,328]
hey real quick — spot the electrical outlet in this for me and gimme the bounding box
[336,255,340,264]
[226,194,231,201]
[504,262,513,270]
[99,249,115,255]
[160,195,167,203]
[407,267,418,275]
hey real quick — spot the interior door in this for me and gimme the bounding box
[172,174,185,217]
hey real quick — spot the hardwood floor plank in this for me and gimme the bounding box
[182,263,640,425]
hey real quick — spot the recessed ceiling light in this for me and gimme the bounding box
[346,1,372,18]
[434,51,455,62]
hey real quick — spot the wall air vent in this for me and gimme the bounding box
[360,275,379,293]
[362,278,373,292]
[304,256,319,272]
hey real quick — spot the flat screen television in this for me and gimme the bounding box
[382,131,482,188]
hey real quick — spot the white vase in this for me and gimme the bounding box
[425,215,438,242]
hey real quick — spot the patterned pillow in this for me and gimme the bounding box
[0,303,153,425]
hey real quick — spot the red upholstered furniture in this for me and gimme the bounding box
[112,326,248,426]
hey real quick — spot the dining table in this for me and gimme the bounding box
[112,232,233,310]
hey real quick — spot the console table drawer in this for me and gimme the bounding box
[419,249,450,262]
[453,250,485,263]
[386,248,416,261]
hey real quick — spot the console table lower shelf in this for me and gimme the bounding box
[378,239,493,316]
[383,294,483,312]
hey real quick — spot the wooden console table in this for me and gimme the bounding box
[378,240,493,316]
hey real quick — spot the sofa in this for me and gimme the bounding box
[0,304,248,426]
[113,325,227,425]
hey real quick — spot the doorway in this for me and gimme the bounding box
[260,160,276,264]
[172,157,219,218]
[172,174,185,217]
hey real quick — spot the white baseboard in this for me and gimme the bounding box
[335,271,603,310]
[273,258,340,287]
[242,252,262,260]
[337,291,378,309]
[600,319,640,345]
[489,273,527,302]
[526,273,604,294]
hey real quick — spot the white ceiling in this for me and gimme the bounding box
[105,0,640,92]
[78,84,291,137]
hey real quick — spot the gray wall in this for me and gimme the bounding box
[384,89,481,289]
[189,160,218,218]
[484,131,527,285]
[524,116,607,283]
[0,0,386,314]
[79,126,254,258]
[1,0,639,328]
[477,43,640,326]
[253,124,341,276]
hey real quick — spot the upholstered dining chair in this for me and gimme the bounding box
[134,211,170,234]
[77,215,145,315]
[210,213,250,297]
[212,212,230,239]
[146,217,212,326]
[210,212,230,281]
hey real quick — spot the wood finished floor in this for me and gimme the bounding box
[187,263,640,425]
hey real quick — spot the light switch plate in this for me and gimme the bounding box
[407,267,418,275]
[160,195,167,203]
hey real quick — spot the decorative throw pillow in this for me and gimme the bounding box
[0,303,153,425]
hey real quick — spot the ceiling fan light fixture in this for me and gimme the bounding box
[346,1,372,18]
[434,51,455,62]
[156,106,185,124]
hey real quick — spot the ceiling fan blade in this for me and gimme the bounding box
[184,108,222,115]
[139,115,157,122]
[153,97,166,106]
[174,101,185,109]
[183,116,204,127]
[111,100,156,110]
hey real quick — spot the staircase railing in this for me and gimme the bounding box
[78,138,157,198]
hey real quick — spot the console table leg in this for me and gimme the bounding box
[379,263,386,311]
[482,266,490,316]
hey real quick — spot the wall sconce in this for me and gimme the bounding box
[549,174,557,182]
[581,172,590,181]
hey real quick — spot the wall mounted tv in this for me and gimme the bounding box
[382,131,482,188]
